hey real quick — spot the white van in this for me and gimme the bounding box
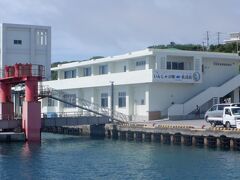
[223,107,240,128]
[204,103,240,127]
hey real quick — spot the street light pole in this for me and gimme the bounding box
[110,81,114,122]
[237,40,239,54]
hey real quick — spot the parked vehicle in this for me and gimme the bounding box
[223,107,240,128]
[43,112,57,118]
[204,103,240,127]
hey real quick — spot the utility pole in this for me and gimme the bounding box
[110,81,114,122]
[202,41,205,51]
[237,34,239,54]
[206,31,209,50]
[217,32,220,45]
[237,41,239,54]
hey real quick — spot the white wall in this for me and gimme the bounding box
[43,69,153,89]
[149,57,240,114]
[133,85,148,116]
[114,60,128,73]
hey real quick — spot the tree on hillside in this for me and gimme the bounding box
[148,42,238,53]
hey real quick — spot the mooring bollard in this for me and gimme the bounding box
[52,127,57,133]
[74,128,80,135]
[143,133,152,142]
[162,133,171,144]
[220,135,230,150]
[120,131,127,140]
[63,127,67,134]
[111,129,118,139]
[127,131,134,141]
[58,127,63,134]
[183,135,192,146]
[153,133,161,143]
[233,138,240,151]
[135,132,143,142]
[173,133,181,145]
[194,136,204,147]
[78,128,83,136]
[207,136,217,148]
[106,130,111,138]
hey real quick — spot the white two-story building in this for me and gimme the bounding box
[42,48,240,121]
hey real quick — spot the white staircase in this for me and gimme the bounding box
[168,74,240,116]
[38,85,130,123]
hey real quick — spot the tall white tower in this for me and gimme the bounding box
[0,23,51,80]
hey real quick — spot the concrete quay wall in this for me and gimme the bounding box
[105,124,240,150]
[42,123,240,151]
[0,132,25,142]
[42,124,106,138]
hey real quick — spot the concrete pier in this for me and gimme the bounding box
[42,123,240,151]
[105,124,240,151]
[42,124,106,138]
[0,132,25,142]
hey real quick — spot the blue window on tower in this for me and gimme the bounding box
[14,40,22,45]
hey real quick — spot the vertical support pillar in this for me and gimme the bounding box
[233,88,239,103]
[0,82,14,119]
[22,78,41,142]
[110,81,114,121]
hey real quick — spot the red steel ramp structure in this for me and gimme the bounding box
[0,63,44,142]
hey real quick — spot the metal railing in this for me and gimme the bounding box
[0,64,45,79]
[41,111,85,118]
[38,85,130,123]
[0,114,21,120]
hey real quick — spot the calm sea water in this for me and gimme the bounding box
[0,133,240,180]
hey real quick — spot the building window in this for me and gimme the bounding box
[48,98,55,106]
[136,60,146,66]
[36,30,47,46]
[101,93,108,107]
[83,67,91,76]
[99,65,108,75]
[167,62,184,70]
[167,62,171,69]
[172,62,177,69]
[63,94,76,108]
[118,92,126,108]
[123,65,127,72]
[178,62,184,70]
[141,99,145,105]
[13,40,22,45]
[64,70,76,79]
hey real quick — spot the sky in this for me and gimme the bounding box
[0,0,239,62]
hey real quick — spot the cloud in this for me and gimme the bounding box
[0,0,239,61]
